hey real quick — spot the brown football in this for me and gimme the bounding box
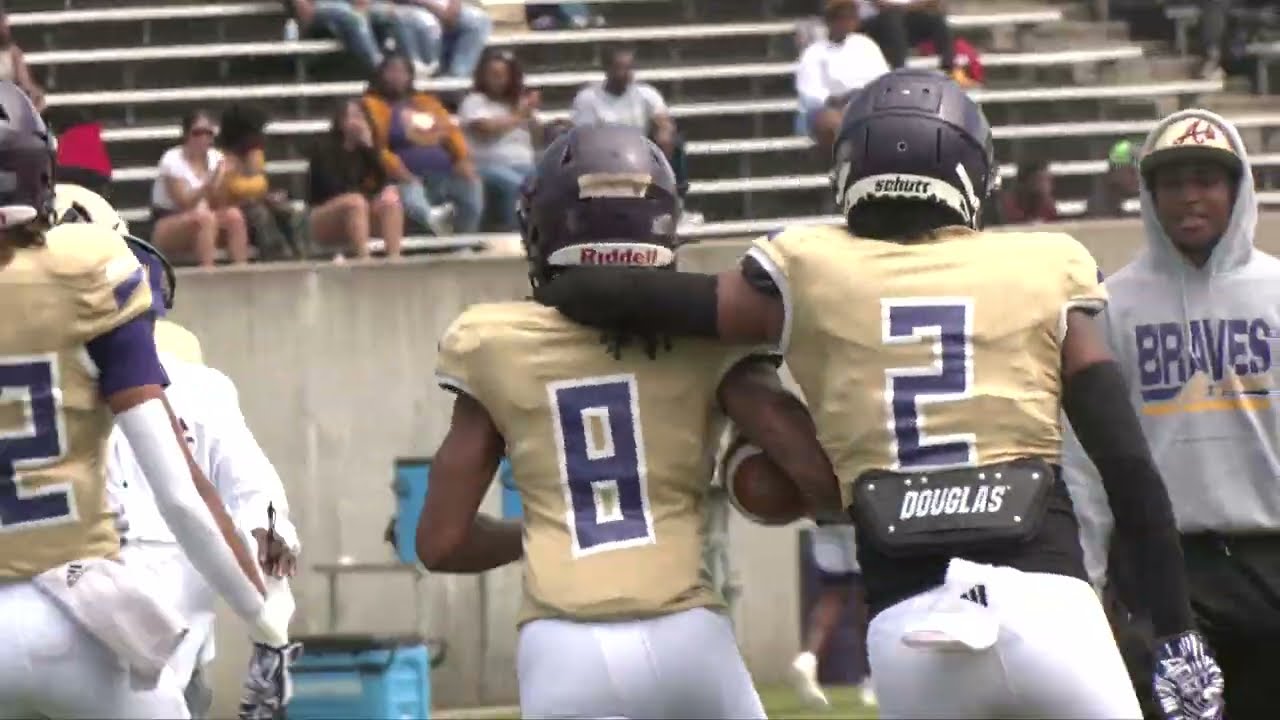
[728,452,809,526]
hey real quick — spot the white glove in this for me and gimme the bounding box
[249,576,294,648]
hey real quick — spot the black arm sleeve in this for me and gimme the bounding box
[1062,360,1195,638]
[533,267,720,337]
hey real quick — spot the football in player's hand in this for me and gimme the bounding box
[728,451,809,526]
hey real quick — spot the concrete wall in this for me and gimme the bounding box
[186,215,1280,714]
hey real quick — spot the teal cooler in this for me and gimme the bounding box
[392,458,520,564]
[290,634,445,720]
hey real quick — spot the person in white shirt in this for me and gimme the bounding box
[795,0,890,153]
[571,47,695,212]
[149,109,251,268]
[109,320,301,719]
[855,0,972,87]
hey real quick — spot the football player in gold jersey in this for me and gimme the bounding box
[0,84,290,718]
[417,124,841,719]
[533,70,1224,719]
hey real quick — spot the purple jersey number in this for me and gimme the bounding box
[882,299,977,470]
[0,357,73,529]
[549,374,655,557]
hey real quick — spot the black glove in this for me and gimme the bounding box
[238,641,304,720]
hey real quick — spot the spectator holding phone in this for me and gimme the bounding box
[307,99,405,259]
[459,49,541,231]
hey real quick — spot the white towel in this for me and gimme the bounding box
[34,557,188,689]
[900,558,1001,652]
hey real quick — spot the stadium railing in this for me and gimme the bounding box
[8,4,1058,30]
[46,46,1147,109]
[94,78,1222,144]
[22,8,1067,68]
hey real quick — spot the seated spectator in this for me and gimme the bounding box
[855,0,974,87]
[1087,140,1140,219]
[526,4,603,30]
[212,103,302,261]
[391,0,493,78]
[0,11,43,111]
[571,47,692,204]
[150,110,250,268]
[460,49,540,231]
[47,108,112,195]
[307,99,405,259]
[1198,0,1228,80]
[286,0,384,74]
[795,0,889,153]
[363,54,483,233]
[1001,159,1059,225]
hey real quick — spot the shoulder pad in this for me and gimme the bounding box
[741,253,781,297]
[155,320,204,366]
[43,222,140,285]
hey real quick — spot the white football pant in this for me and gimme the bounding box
[0,580,190,719]
[517,606,765,719]
[869,558,1142,719]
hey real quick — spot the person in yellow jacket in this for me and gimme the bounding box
[212,104,303,259]
[362,54,484,234]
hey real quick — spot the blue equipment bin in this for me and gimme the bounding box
[289,634,444,720]
[392,458,518,565]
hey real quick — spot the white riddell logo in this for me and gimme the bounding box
[546,243,675,268]
[579,247,661,265]
[874,176,933,195]
[898,485,1010,520]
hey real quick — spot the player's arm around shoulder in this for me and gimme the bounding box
[715,352,842,520]
[529,230,795,346]
[420,311,522,573]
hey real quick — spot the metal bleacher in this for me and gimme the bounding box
[17,0,1280,253]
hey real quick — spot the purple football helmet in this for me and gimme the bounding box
[834,68,997,230]
[518,124,681,289]
[0,80,55,232]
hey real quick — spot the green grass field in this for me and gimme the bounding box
[435,684,879,720]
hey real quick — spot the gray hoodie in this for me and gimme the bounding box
[1064,108,1280,585]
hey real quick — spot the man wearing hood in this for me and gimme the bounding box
[1065,108,1277,719]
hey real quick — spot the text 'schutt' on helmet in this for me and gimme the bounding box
[519,124,681,289]
[0,81,55,230]
[832,69,996,229]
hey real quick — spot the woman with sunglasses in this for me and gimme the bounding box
[148,109,250,268]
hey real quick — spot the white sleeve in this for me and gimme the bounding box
[115,398,266,623]
[203,369,300,552]
[637,83,668,118]
[795,46,829,107]
[156,147,183,178]
[570,88,598,126]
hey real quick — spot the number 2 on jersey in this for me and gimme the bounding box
[549,374,655,557]
[882,299,977,470]
[0,356,74,531]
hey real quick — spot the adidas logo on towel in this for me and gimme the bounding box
[960,584,989,607]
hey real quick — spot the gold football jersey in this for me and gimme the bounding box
[437,301,764,625]
[0,223,154,578]
[747,225,1107,507]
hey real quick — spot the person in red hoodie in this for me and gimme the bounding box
[48,108,112,195]
[1001,159,1058,224]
